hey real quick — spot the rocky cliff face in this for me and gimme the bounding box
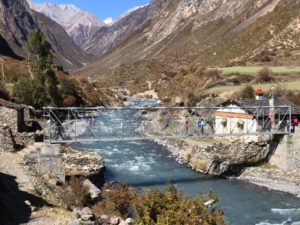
[0,0,90,71]
[28,1,105,48]
[0,0,36,57]
[83,4,153,57]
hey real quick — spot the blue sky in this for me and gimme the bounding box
[33,0,150,20]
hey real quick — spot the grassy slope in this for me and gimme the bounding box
[215,66,300,75]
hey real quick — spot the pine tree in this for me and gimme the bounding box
[13,30,63,108]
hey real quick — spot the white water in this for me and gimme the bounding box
[73,99,300,225]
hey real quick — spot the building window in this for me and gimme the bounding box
[222,118,228,127]
[237,120,244,130]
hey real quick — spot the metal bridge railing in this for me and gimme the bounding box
[43,106,292,144]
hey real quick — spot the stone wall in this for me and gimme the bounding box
[270,127,300,171]
[0,106,38,151]
[0,107,20,134]
[0,126,16,152]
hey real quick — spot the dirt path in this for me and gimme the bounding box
[0,151,33,192]
[0,147,70,225]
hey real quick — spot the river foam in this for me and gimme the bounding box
[271,208,300,216]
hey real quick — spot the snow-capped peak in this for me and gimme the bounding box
[27,0,105,48]
[104,17,114,26]
[119,4,149,20]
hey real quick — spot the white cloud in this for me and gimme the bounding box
[103,17,114,25]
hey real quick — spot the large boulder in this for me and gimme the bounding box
[171,139,272,177]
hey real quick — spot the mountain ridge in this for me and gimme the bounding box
[28,0,106,48]
[0,0,90,71]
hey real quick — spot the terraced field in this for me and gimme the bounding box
[215,66,300,75]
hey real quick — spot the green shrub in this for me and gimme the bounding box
[12,77,34,105]
[187,92,202,107]
[256,67,273,83]
[92,183,137,218]
[63,96,77,107]
[59,77,82,97]
[92,183,226,224]
[240,85,255,99]
[0,81,9,100]
[60,177,90,211]
[134,184,225,225]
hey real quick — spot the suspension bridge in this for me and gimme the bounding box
[43,105,293,144]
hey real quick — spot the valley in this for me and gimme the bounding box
[1,0,300,224]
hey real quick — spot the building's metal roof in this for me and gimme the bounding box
[219,99,300,115]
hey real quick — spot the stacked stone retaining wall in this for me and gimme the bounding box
[270,127,300,171]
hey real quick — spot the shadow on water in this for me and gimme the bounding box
[125,176,222,188]
[0,172,53,225]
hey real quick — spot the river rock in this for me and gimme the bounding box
[80,207,93,217]
[98,215,109,224]
[71,208,81,220]
[110,216,121,225]
[124,218,135,225]
[69,220,81,225]
[83,179,101,199]
[81,214,95,221]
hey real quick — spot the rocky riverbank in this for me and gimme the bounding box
[154,137,300,197]
[238,166,300,197]
[154,137,272,176]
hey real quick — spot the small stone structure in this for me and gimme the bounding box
[24,144,105,186]
[0,99,41,151]
[0,126,16,151]
[38,144,65,183]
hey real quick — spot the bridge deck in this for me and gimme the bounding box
[43,106,292,144]
[46,132,289,144]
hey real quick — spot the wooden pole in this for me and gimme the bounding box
[27,53,34,79]
[0,58,4,80]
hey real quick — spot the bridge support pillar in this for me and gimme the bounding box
[269,127,300,171]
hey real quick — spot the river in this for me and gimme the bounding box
[73,99,300,225]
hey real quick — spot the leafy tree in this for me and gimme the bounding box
[31,72,50,109]
[45,69,62,106]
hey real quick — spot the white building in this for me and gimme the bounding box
[215,104,257,135]
[215,98,300,138]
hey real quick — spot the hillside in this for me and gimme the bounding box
[77,0,300,103]
[80,0,278,75]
